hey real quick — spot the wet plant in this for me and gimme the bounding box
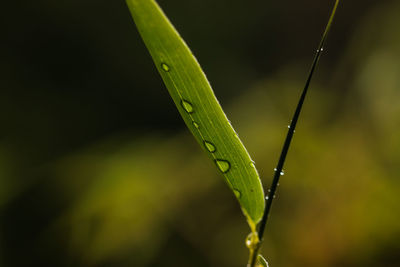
[126,0,340,266]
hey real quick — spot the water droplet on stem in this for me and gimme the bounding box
[245,232,259,250]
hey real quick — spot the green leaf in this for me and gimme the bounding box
[126,0,265,227]
[257,254,269,267]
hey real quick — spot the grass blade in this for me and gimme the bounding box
[257,255,269,267]
[259,0,340,239]
[126,0,265,228]
[248,1,340,266]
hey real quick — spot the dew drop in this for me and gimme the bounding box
[245,234,252,248]
[274,168,277,171]
[265,196,269,200]
[245,232,259,250]
[161,62,170,72]
[204,140,216,153]
[215,159,231,173]
[233,189,241,199]
[192,121,200,129]
[181,99,194,113]
[280,171,285,176]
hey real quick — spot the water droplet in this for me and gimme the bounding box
[161,62,170,72]
[233,189,241,199]
[215,159,231,173]
[245,232,259,249]
[288,125,291,128]
[204,141,216,153]
[181,99,194,113]
[268,189,271,192]
[280,171,285,176]
[265,196,269,200]
[274,168,277,171]
[192,121,200,129]
[245,234,253,248]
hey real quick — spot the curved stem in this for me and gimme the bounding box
[247,1,340,266]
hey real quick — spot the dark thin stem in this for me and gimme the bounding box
[248,1,340,266]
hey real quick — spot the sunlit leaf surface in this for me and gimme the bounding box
[126,0,265,226]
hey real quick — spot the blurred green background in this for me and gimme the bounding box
[1,0,400,266]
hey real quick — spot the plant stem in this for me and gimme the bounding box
[247,1,340,266]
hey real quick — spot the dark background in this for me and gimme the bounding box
[1,0,400,266]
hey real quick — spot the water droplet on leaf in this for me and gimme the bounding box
[204,141,216,153]
[181,99,194,113]
[161,62,170,72]
[215,159,230,173]
[192,121,200,129]
[233,189,241,199]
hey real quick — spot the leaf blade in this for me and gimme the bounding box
[126,0,264,226]
[258,254,269,267]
